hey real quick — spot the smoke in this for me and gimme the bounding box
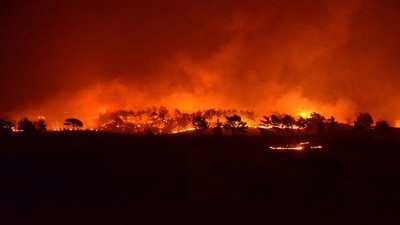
[1,0,400,127]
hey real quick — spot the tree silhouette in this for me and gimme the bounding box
[192,116,209,133]
[64,118,83,130]
[375,120,390,132]
[325,116,338,133]
[0,119,14,133]
[223,114,248,135]
[259,116,272,135]
[296,117,309,129]
[354,113,373,130]
[281,114,295,129]
[260,116,272,128]
[327,116,338,126]
[270,114,282,128]
[307,112,326,134]
[18,118,36,133]
[213,119,223,136]
[36,118,47,132]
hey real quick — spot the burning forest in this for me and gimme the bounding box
[1,0,400,127]
[96,107,257,134]
[2,1,400,224]
[2,107,397,138]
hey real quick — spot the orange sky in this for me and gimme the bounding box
[1,0,400,127]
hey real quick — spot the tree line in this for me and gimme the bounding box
[0,112,394,135]
[0,117,83,133]
[191,112,392,135]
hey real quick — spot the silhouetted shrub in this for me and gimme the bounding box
[307,112,326,134]
[375,120,390,131]
[36,118,47,132]
[281,114,295,129]
[224,114,248,135]
[192,116,209,133]
[354,113,373,130]
[296,116,309,129]
[213,119,223,136]
[374,120,392,138]
[18,118,36,133]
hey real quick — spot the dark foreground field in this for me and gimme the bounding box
[1,132,400,224]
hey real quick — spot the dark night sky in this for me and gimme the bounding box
[1,0,400,126]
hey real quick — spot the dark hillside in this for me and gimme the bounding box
[0,132,400,224]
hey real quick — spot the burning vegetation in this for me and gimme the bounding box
[269,142,323,151]
[96,107,256,134]
[0,108,397,136]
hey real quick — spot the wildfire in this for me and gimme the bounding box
[172,127,196,134]
[269,142,323,151]
[296,111,312,118]
[94,108,258,134]
[310,146,323,149]
[5,107,350,135]
[11,127,21,132]
[269,146,304,151]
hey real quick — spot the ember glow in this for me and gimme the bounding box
[396,120,400,128]
[1,1,400,127]
[269,146,304,151]
[96,108,258,134]
[269,142,323,151]
[297,112,313,119]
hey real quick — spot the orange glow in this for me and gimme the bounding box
[95,108,259,134]
[11,127,20,132]
[5,80,399,131]
[269,146,304,151]
[269,142,323,151]
[296,112,312,119]
[2,1,400,129]
[172,127,196,134]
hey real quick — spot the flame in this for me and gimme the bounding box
[8,106,315,133]
[11,127,20,132]
[296,111,312,118]
[5,80,359,131]
[172,127,196,134]
[269,142,323,151]
[3,1,400,130]
[269,146,304,151]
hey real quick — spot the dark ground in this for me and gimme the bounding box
[1,132,400,224]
